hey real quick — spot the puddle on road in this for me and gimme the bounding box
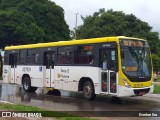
[0,82,160,112]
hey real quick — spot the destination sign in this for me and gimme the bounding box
[84,45,93,51]
[121,39,148,47]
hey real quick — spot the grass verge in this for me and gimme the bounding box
[153,84,160,94]
[0,103,95,120]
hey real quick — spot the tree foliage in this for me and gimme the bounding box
[0,0,70,49]
[76,9,160,71]
[152,54,160,72]
[0,52,2,76]
[76,9,160,54]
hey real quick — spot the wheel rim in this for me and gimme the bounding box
[24,79,29,90]
[84,85,92,97]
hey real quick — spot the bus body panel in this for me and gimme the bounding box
[3,65,11,83]
[54,66,100,94]
[118,85,154,97]
[16,66,44,87]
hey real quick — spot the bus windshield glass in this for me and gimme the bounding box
[120,39,152,77]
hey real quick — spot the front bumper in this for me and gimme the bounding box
[117,85,154,97]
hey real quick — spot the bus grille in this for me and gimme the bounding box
[128,77,151,82]
[133,88,150,95]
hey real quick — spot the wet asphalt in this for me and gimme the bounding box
[0,80,160,119]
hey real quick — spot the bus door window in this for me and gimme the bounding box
[100,50,108,70]
[101,49,117,71]
[103,51,108,70]
[9,54,18,68]
[44,52,55,69]
[51,52,55,69]
[45,53,49,68]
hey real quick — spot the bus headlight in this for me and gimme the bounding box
[122,79,131,88]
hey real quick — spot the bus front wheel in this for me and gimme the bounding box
[23,77,37,92]
[83,81,96,100]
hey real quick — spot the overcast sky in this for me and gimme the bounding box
[52,0,160,34]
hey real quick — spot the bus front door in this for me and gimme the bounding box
[44,51,55,88]
[9,53,18,84]
[100,48,118,95]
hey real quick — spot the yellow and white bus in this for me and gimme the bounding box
[3,36,153,100]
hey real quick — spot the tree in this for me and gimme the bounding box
[76,8,160,72]
[152,54,160,73]
[0,52,2,76]
[76,9,160,54]
[0,0,70,49]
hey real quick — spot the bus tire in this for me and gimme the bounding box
[83,81,96,101]
[47,89,61,96]
[23,76,37,92]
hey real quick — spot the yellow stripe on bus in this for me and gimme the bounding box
[5,36,145,50]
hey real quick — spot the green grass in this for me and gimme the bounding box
[0,103,45,111]
[153,84,160,94]
[0,103,95,120]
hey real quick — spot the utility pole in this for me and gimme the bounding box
[75,13,79,39]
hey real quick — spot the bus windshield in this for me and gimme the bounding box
[120,39,152,78]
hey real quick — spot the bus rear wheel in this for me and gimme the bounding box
[23,76,37,92]
[83,81,96,100]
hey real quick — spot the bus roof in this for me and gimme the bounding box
[5,36,145,50]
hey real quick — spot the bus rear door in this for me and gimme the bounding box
[44,51,55,88]
[100,48,118,95]
[9,53,18,84]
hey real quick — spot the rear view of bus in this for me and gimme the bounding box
[118,38,153,96]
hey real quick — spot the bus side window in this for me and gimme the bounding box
[19,50,26,64]
[57,47,73,64]
[74,45,94,64]
[35,52,40,64]
[26,49,41,64]
[26,49,34,64]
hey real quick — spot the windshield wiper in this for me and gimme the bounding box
[128,47,145,76]
[128,47,138,61]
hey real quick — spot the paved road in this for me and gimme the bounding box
[0,81,160,119]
